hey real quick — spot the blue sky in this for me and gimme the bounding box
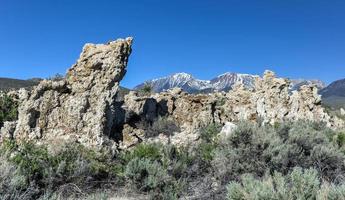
[0,0,345,88]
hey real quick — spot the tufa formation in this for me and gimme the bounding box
[1,37,343,151]
[1,38,133,152]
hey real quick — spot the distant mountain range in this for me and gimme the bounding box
[1,74,344,109]
[320,78,345,98]
[0,77,131,101]
[0,77,42,91]
[134,72,326,93]
[320,79,345,109]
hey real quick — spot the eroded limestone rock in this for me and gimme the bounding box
[2,38,133,152]
[121,70,343,146]
[341,108,345,116]
[219,122,237,139]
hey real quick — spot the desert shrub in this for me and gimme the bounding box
[0,94,18,127]
[200,123,221,143]
[47,73,64,81]
[335,132,345,148]
[138,82,153,96]
[0,141,122,199]
[121,143,162,163]
[124,157,170,191]
[227,167,345,200]
[145,117,181,138]
[190,123,221,174]
[0,153,32,200]
[212,122,273,183]
[121,143,191,199]
[212,121,345,184]
[198,124,221,161]
[268,121,345,182]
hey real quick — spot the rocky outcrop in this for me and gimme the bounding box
[121,71,343,147]
[1,38,133,151]
[1,38,343,151]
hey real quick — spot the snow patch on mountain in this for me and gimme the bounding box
[134,72,325,93]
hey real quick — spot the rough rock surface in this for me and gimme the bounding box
[1,38,343,151]
[121,71,344,147]
[219,122,237,139]
[341,108,345,116]
[1,38,132,151]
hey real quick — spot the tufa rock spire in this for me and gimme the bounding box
[1,37,133,152]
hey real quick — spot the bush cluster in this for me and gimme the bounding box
[137,82,154,96]
[120,143,191,199]
[227,167,345,200]
[211,121,345,184]
[0,140,193,200]
[0,141,120,200]
[0,94,18,127]
[0,120,345,199]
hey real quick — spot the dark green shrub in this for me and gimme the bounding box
[200,123,221,143]
[121,143,162,163]
[138,82,153,96]
[335,132,345,148]
[212,122,272,183]
[0,141,122,199]
[0,94,18,127]
[212,121,345,184]
[121,143,190,199]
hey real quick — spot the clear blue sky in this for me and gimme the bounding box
[1,0,345,88]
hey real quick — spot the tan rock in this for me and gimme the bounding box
[2,37,133,152]
[120,70,343,146]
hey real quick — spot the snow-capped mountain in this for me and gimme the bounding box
[290,79,326,91]
[210,72,259,91]
[134,73,212,93]
[134,72,325,93]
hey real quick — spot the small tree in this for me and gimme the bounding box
[49,73,64,81]
[139,82,153,95]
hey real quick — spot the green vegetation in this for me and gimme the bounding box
[196,123,221,169]
[121,143,191,199]
[0,94,18,127]
[0,120,345,199]
[211,121,345,184]
[138,82,153,95]
[0,141,119,200]
[227,167,345,200]
[0,141,192,199]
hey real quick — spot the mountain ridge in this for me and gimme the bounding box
[134,72,326,93]
[0,77,42,91]
[320,78,345,98]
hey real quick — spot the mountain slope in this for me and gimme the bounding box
[134,72,325,93]
[320,78,345,109]
[134,73,212,93]
[320,78,345,98]
[0,77,41,91]
[290,79,326,91]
